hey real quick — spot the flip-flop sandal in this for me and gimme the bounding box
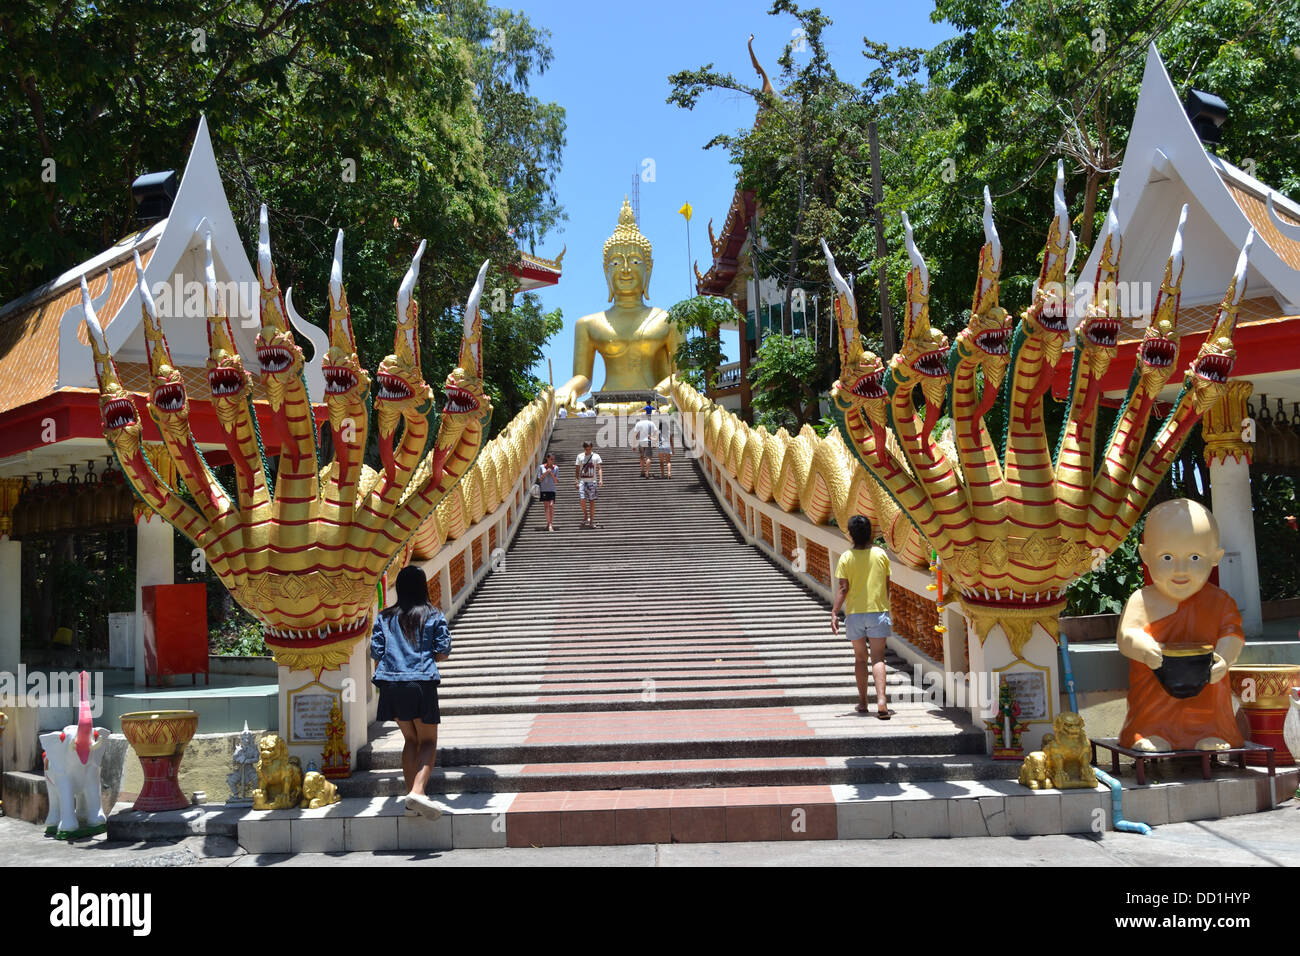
[854,704,870,714]
[876,709,892,720]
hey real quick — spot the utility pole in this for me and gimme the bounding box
[869,121,896,356]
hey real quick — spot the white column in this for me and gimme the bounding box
[134,514,174,685]
[0,536,20,675]
[1209,456,1263,637]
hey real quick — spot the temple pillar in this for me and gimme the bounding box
[277,633,369,773]
[0,536,19,675]
[1201,381,1262,637]
[134,514,174,686]
[965,614,1061,753]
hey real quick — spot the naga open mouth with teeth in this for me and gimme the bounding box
[1192,352,1232,385]
[911,348,950,378]
[153,382,185,413]
[851,369,887,400]
[443,384,480,414]
[257,345,293,374]
[324,367,359,395]
[376,372,413,402]
[1084,318,1119,349]
[103,397,138,431]
[974,328,1009,355]
[1140,336,1177,368]
[207,367,245,397]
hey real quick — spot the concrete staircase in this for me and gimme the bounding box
[345,416,992,801]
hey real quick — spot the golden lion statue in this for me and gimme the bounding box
[300,771,340,809]
[252,734,303,810]
[1019,712,1098,790]
[1018,743,1053,790]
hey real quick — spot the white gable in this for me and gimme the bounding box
[1073,44,1300,321]
[56,117,327,400]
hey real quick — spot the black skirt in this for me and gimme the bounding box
[375,680,441,724]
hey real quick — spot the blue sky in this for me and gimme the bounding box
[515,0,956,391]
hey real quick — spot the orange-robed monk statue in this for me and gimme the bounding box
[1117,499,1245,752]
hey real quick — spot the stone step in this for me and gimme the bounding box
[336,752,1018,796]
[109,767,1296,851]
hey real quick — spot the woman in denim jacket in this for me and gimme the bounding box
[371,565,451,819]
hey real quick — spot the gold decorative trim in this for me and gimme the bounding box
[966,600,1064,659]
[269,634,363,675]
[1201,380,1254,465]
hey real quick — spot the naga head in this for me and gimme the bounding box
[254,206,305,410]
[822,239,888,431]
[81,275,141,460]
[956,187,1012,392]
[1187,229,1252,413]
[322,230,371,434]
[434,259,493,457]
[893,213,950,412]
[136,252,190,443]
[1022,161,1076,363]
[1075,187,1124,380]
[202,231,253,431]
[375,240,435,442]
[1136,205,1188,399]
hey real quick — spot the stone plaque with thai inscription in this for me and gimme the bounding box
[1002,670,1049,722]
[288,684,340,743]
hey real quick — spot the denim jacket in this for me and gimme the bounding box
[370,608,451,683]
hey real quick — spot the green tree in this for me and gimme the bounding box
[0,0,567,430]
[666,295,738,391]
[748,333,821,431]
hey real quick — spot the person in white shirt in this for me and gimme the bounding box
[631,412,657,479]
[574,441,604,528]
[556,407,568,419]
[656,414,674,479]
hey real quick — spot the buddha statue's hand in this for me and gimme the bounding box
[1210,653,1229,684]
[555,385,582,414]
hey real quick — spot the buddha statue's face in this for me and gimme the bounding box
[1139,500,1224,604]
[605,245,650,302]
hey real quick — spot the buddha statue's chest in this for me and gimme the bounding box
[591,312,667,359]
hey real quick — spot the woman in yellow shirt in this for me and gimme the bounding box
[830,515,893,718]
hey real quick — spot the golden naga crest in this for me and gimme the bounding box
[80,208,493,673]
[824,161,1252,658]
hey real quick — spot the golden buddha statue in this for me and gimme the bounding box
[554,198,681,414]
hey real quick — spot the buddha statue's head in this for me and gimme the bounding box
[603,198,653,302]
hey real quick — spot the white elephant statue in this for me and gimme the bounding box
[41,722,110,839]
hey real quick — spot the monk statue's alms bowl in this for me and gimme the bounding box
[1153,644,1215,699]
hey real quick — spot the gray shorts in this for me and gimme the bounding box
[845,612,892,641]
[578,480,599,501]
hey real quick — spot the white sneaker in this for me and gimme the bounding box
[404,792,444,821]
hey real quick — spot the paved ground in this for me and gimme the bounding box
[4,803,1297,866]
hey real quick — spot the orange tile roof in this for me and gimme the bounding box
[1224,181,1300,272]
[0,248,155,417]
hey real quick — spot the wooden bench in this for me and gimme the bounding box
[1090,737,1275,786]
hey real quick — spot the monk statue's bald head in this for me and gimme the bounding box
[1139,499,1224,604]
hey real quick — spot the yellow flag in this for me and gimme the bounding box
[678,202,693,221]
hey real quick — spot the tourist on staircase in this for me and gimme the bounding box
[632,411,657,479]
[656,414,674,479]
[537,453,559,532]
[830,516,894,719]
[574,440,603,528]
[370,565,452,819]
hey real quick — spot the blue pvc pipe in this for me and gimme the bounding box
[1059,629,1151,835]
